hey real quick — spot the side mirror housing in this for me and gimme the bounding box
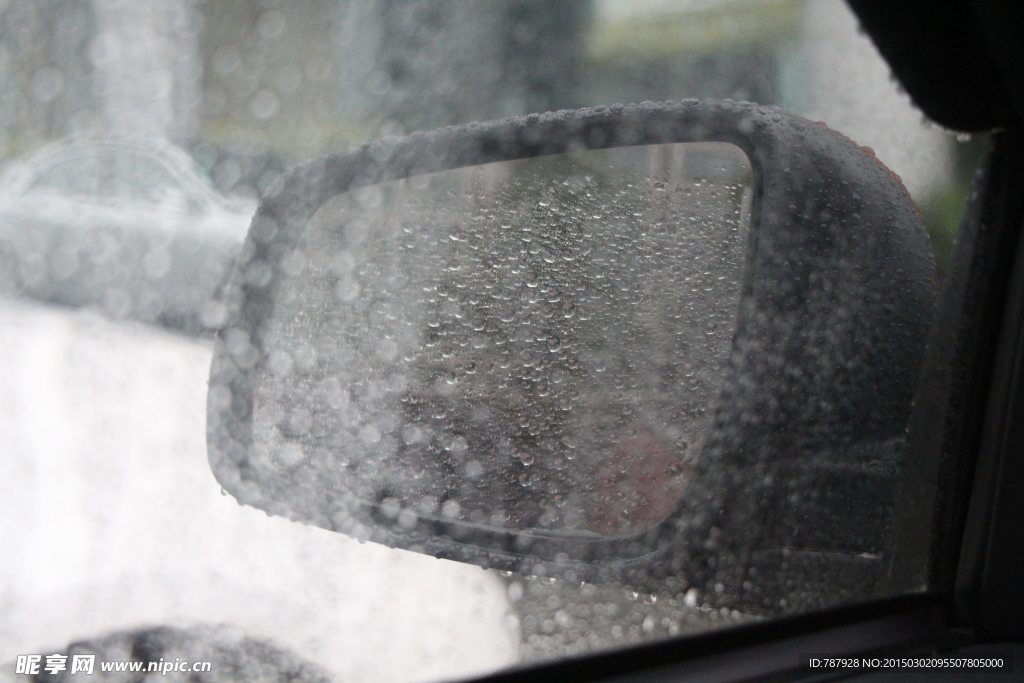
[207,100,936,614]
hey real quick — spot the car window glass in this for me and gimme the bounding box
[0,0,974,680]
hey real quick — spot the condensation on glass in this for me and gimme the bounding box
[250,142,751,540]
[0,0,960,677]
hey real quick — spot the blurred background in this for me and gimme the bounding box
[0,1,980,680]
[0,0,981,273]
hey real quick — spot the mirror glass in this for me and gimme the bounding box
[249,142,751,539]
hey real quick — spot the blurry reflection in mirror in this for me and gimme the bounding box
[254,142,751,539]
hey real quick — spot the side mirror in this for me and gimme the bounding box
[207,101,936,613]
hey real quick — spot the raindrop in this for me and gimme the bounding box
[214,159,242,189]
[377,339,399,361]
[359,424,381,444]
[331,250,356,275]
[293,343,318,372]
[250,90,280,119]
[397,509,418,529]
[335,279,361,302]
[402,425,426,445]
[465,461,484,479]
[277,442,304,467]
[381,498,401,519]
[267,349,294,377]
[257,10,287,39]
[143,249,171,280]
[441,499,461,518]
[31,66,64,103]
[245,261,273,287]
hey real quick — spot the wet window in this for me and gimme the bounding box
[0,0,973,680]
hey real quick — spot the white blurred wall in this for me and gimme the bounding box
[798,0,952,200]
[0,301,517,683]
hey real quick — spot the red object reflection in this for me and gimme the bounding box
[586,423,688,536]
